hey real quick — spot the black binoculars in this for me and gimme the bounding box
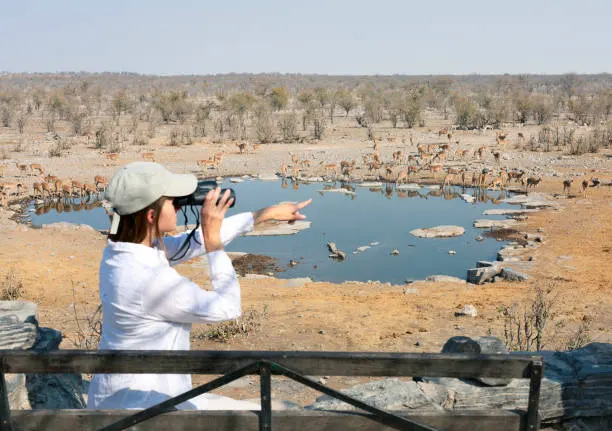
[174,180,236,207]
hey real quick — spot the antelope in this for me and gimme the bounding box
[492,151,501,164]
[443,173,456,188]
[82,183,100,199]
[323,164,339,177]
[104,152,119,165]
[590,177,600,188]
[409,134,414,145]
[41,182,53,198]
[72,179,84,197]
[396,169,408,184]
[392,150,402,163]
[290,153,299,164]
[418,154,433,165]
[61,183,73,200]
[427,144,439,154]
[280,162,288,178]
[300,159,312,168]
[197,159,217,170]
[44,174,58,183]
[490,176,504,190]
[0,164,3,178]
[475,146,488,160]
[563,179,573,194]
[291,166,301,179]
[432,151,447,163]
[32,182,45,199]
[1,182,23,196]
[526,177,542,190]
[141,152,155,162]
[478,172,492,188]
[14,162,28,176]
[236,142,247,154]
[252,144,261,152]
[430,164,444,174]
[581,179,589,197]
[438,128,448,136]
[373,139,380,154]
[384,165,394,179]
[30,163,44,176]
[0,192,9,207]
[507,170,524,183]
[417,144,427,156]
[94,175,108,190]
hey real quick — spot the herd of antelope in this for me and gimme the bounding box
[0,160,109,208]
[277,130,605,198]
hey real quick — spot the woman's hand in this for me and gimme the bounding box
[253,198,312,225]
[201,188,234,253]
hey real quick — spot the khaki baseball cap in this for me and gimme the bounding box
[106,162,197,234]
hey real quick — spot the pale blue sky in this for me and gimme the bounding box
[2,0,610,75]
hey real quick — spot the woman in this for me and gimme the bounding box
[87,162,311,410]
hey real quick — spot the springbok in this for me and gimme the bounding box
[0,191,9,207]
[95,176,109,193]
[323,164,339,177]
[1,182,23,196]
[141,152,155,162]
[443,173,456,188]
[526,177,542,190]
[280,162,288,178]
[72,179,84,197]
[14,162,28,176]
[82,183,100,199]
[581,179,589,197]
[236,142,247,154]
[30,163,44,176]
[32,182,46,199]
[41,182,53,198]
[563,179,573,195]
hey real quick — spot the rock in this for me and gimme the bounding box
[483,208,539,215]
[475,235,484,241]
[355,245,370,253]
[229,177,244,183]
[6,373,30,409]
[327,242,346,260]
[476,260,499,268]
[358,182,383,188]
[441,336,481,354]
[441,336,512,386]
[425,275,466,284]
[0,319,37,350]
[257,173,279,181]
[425,185,440,190]
[244,220,311,236]
[395,184,421,190]
[497,246,523,262]
[403,288,418,294]
[316,188,355,195]
[448,250,456,255]
[306,378,452,411]
[456,305,478,317]
[369,242,380,246]
[41,222,97,233]
[500,267,530,282]
[390,249,400,255]
[460,194,475,203]
[410,225,465,238]
[473,219,519,229]
[466,266,501,284]
[242,274,274,280]
[0,300,37,323]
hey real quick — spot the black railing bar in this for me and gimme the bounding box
[99,361,259,431]
[525,360,543,431]
[0,372,13,431]
[264,361,437,431]
[259,362,272,431]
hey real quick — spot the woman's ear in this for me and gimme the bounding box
[146,208,156,225]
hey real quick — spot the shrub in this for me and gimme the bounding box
[268,87,289,111]
[254,107,275,144]
[278,111,298,143]
[70,283,102,350]
[499,284,556,351]
[1,269,24,300]
[193,307,268,343]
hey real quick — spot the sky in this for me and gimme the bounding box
[1,0,611,76]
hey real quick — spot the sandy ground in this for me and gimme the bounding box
[1,116,611,404]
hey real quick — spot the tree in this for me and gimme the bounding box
[254,105,275,143]
[454,98,483,130]
[337,89,355,117]
[514,92,532,124]
[278,111,298,143]
[268,87,289,111]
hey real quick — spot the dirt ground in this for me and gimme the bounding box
[1,116,611,404]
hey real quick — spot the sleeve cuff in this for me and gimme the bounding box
[207,250,235,281]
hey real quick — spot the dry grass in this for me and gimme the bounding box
[192,306,268,343]
[0,269,25,300]
[70,282,102,349]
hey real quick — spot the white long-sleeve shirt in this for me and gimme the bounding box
[87,212,255,410]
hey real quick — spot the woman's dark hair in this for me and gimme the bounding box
[108,196,169,245]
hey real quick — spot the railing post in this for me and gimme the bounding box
[526,360,543,431]
[0,373,13,431]
[259,361,272,431]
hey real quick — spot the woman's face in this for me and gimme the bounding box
[156,198,180,233]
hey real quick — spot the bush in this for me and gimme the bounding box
[193,307,268,343]
[499,284,555,351]
[254,107,275,144]
[1,269,24,300]
[278,111,298,143]
[268,87,289,111]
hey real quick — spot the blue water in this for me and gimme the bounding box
[26,179,516,284]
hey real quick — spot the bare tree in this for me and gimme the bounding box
[278,111,298,143]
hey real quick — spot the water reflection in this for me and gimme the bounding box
[35,196,104,216]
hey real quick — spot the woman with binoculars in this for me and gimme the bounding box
[87,162,311,410]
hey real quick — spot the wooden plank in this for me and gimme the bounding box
[0,351,540,378]
[9,409,525,431]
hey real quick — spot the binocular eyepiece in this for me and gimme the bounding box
[174,180,236,208]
